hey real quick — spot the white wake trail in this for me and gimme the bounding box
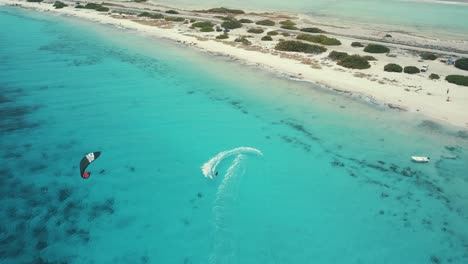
[210,154,245,264]
[201,147,263,264]
[201,147,262,179]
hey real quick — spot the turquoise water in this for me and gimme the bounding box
[1,6,468,264]
[153,0,468,36]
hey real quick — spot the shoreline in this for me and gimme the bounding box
[1,0,468,129]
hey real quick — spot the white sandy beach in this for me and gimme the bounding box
[2,0,468,128]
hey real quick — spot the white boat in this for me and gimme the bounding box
[411,156,430,163]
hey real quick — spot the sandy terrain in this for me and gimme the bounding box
[2,0,467,128]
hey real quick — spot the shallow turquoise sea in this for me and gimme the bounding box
[1,6,468,264]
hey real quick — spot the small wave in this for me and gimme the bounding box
[201,147,262,179]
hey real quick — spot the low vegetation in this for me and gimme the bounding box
[275,40,327,54]
[328,51,349,61]
[192,21,215,32]
[455,58,468,71]
[429,73,440,80]
[338,55,371,69]
[296,34,341,46]
[247,28,264,34]
[281,32,290,37]
[235,36,252,45]
[256,19,275,26]
[300,27,325,33]
[192,21,215,28]
[76,3,109,12]
[238,19,253,23]
[267,31,278,36]
[281,25,298,30]
[363,55,377,61]
[133,0,147,2]
[138,12,164,19]
[53,1,67,8]
[221,20,243,29]
[204,7,245,14]
[165,10,179,14]
[351,42,364,47]
[216,33,229,39]
[420,53,437,60]
[445,75,468,86]
[27,0,43,2]
[364,44,390,53]
[328,51,374,69]
[261,35,273,41]
[200,26,214,32]
[403,66,420,74]
[280,20,296,26]
[384,63,403,73]
[164,16,185,22]
[279,20,298,30]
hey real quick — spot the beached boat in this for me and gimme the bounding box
[411,156,430,163]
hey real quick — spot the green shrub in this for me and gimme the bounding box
[328,51,349,61]
[53,1,67,8]
[165,16,185,22]
[200,26,214,32]
[404,66,420,74]
[445,75,468,86]
[351,42,364,47]
[267,31,278,36]
[216,33,229,39]
[27,0,43,2]
[429,73,440,80]
[221,20,242,29]
[79,3,109,12]
[281,32,290,37]
[384,63,403,72]
[256,19,275,26]
[138,12,164,19]
[190,19,196,23]
[192,21,215,28]
[300,27,324,33]
[238,19,253,23]
[275,40,327,54]
[455,58,468,71]
[261,35,273,41]
[420,53,437,60]
[235,36,252,45]
[337,55,371,69]
[279,20,296,26]
[247,28,264,34]
[206,7,245,14]
[364,44,390,53]
[281,25,298,30]
[363,55,377,61]
[296,34,341,46]
[165,10,179,14]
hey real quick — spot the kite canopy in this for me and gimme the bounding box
[80,152,101,179]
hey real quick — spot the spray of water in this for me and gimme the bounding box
[201,147,262,179]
